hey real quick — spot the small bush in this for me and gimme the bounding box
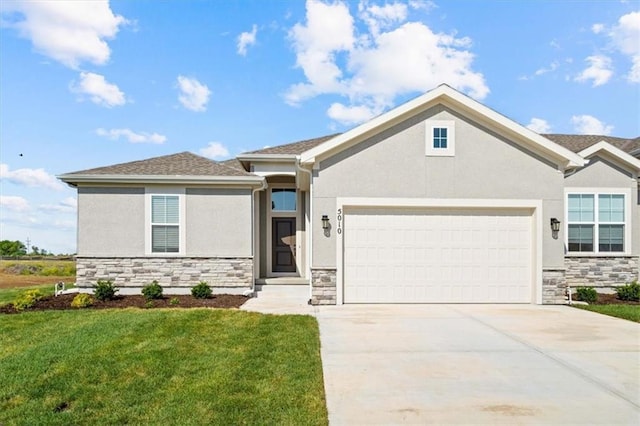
[13,289,44,310]
[144,300,155,309]
[191,281,212,299]
[616,281,640,302]
[93,280,118,301]
[142,280,163,300]
[71,293,94,308]
[170,297,180,306]
[576,287,598,304]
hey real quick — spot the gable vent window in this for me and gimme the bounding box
[426,120,455,156]
[151,195,180,253]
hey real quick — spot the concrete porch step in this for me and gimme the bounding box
[255,277,309,286]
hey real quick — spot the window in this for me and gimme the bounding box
[425,120,455,156]
[271,188,296,211]
[151,195,180,253]
[567,192,626,253]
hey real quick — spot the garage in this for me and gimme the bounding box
[342,206,534,303]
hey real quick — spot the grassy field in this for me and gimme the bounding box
[0,309,327,425]
[573,304,640,322]
[0,259,75,290]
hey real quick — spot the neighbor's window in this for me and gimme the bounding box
[151,195,180,253]
[425,120,455,156]
[567,193,625,253]
[272,188,296,211]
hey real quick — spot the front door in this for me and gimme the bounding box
[272,217,296,273]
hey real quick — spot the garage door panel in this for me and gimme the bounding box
[343,207,533,303]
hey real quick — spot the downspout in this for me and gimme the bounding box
[250,178,268,295]
[296,157,313,302]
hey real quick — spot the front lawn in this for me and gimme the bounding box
[573,304,640,323]
[0,283,58,306]
[0,309,327,425]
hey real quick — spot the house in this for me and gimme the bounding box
[58,85,640,305]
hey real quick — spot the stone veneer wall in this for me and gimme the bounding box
[565,256,639,289]
[76,257,253,292]
[311,268,337,305]
[542,269,567,304]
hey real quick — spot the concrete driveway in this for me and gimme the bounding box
[316,304,640,425]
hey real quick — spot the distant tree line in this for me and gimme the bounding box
[0,240,72,257]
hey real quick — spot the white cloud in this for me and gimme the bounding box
[96,128,166,144]
[1,0,128,69]
[327,102,380,125]
[38,197,77,213]
[0,195,30,212]
[359,1,408,37]
[177,75,211,112]
[608,11,640,83]
[571,115,613,135]
[534,61,559,76]
[70,72,126,107]
[591,23,604,34]
[0,163,65,190]
[237,24,258,56]
[199,142,230,160]
[408,0,437,12]
[286,0,488,125]
[526,118,551,133]
[575,55,613,86]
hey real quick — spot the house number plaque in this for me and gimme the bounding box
[336,209,342,234]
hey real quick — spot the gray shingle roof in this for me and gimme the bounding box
[64,152,252,177]
[544,134,640,157]
[243,133,341,155]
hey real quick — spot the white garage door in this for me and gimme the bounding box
[343,207,533,303]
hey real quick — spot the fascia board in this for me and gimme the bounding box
[236,154,297,162]
[578,141,640,172]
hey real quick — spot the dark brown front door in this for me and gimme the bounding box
[272,217,296,273]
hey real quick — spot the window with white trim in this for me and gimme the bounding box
[567,193,626,253]
[151,195,180,253]
[426,120,455,156]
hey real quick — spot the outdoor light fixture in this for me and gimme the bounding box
[321,215,330,230]
[550,218,560,239]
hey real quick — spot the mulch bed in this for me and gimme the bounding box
[571,292,640,305]
[0,293,249,314]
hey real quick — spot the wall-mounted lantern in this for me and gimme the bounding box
[321,215,330,230]
[550,218,560,239]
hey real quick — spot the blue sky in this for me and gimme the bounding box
[1,0,638,254]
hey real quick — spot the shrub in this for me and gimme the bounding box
[191,281,212,299]
[142,280,163,300]
[576,287,598,304]
[93,280,118,301]
[13,289,44,310]
[616,281,640,302]
[170,297,180,306]
[71,293,94,308]
[144,300,155,309]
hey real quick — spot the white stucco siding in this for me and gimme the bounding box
[312,106,565,268]
[78,186,146,256]
[185,188,253,256]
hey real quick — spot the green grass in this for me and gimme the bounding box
[0,309,327,425]
[0,283,57,306]
[573,304,640,322]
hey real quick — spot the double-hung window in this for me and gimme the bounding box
[567,192,626,253]
[146,190,184,255]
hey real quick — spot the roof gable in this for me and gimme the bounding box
[544,134,640,155]
[578,141,640,173]
[299,84,585,169]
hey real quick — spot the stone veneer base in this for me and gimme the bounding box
[75,257,253,292]
[311,268,337,305]
[565,256,639,289]
[542,269,567,304]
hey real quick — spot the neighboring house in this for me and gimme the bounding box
[58,85,640,305]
